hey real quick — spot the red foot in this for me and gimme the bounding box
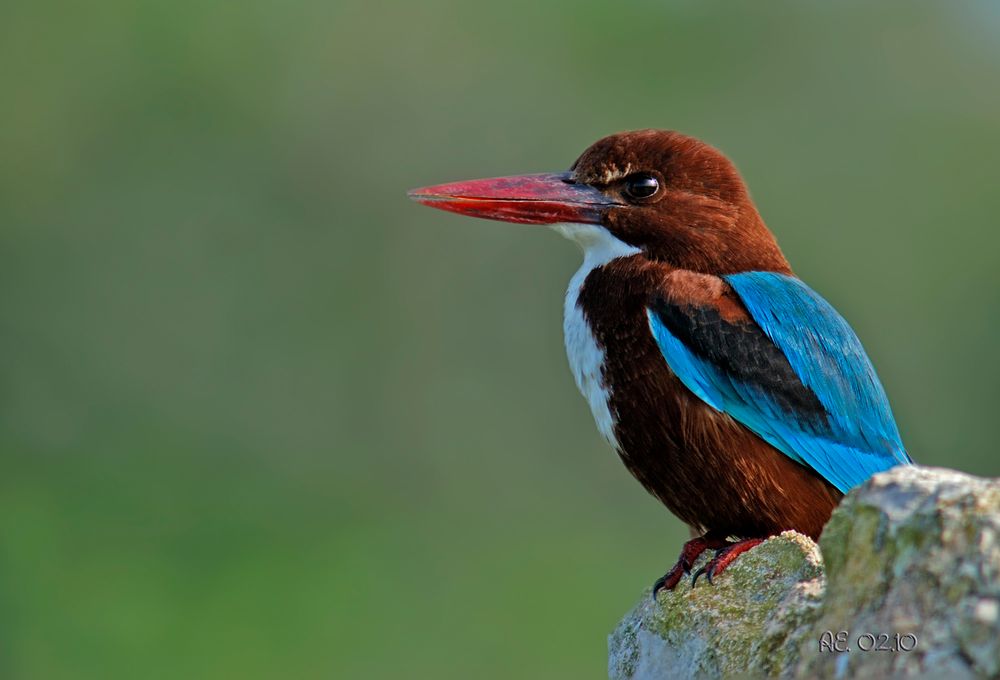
[691,537,765,587]
[653,533,731,597]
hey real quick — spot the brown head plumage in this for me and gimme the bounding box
[569,130,791,274]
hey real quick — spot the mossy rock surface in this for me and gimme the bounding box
[609,466,1000,679]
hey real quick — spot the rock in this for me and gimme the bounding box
[608,466,1000,679]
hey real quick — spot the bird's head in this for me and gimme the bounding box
[409,129,791,275]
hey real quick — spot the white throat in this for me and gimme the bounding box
[551,224,641,452]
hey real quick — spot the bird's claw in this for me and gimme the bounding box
[690,563,716,588]
[689,537,766,588]
[652,565,686,599]
[652,533,731,599]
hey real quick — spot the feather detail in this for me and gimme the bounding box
[648,271,910,493]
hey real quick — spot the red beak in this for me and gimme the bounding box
[408,172,619,225]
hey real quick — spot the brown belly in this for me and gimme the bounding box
[610,374,842,539]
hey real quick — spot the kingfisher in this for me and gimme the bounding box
[408,130,911,594]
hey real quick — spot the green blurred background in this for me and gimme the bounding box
[2,1,998,678]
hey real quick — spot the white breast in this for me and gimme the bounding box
[551,224,641,452]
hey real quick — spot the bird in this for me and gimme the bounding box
[408,129,911,594]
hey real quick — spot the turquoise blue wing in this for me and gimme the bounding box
[647,271,910,493]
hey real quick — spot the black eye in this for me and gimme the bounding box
[623,173,660,200]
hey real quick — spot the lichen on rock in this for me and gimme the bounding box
[609,466,1000,679]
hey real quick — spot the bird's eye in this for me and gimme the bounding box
[623,173,660,200]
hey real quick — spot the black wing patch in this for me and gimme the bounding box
[649,297,828,426]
